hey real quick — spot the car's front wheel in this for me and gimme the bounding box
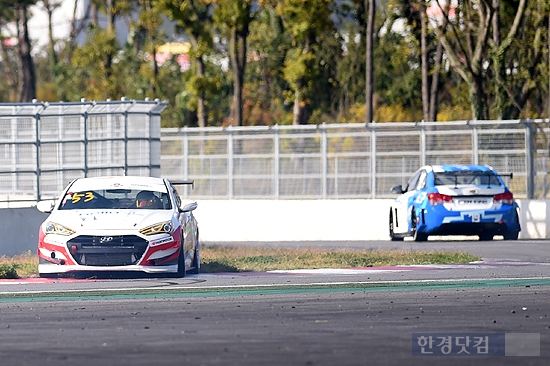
[176,246,186,278]
[389,210,404,241]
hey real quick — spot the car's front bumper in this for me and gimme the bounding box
[38,261,178,275]
[37,229,183,275]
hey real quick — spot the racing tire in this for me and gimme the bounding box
[479,234,494,241]
[413,231,428,242]
[411,209,428,242]
[389,210,404,241]
[503,231,519,240]
[503,212,520,240]
[175,246,186,278]
[187,234,200,275]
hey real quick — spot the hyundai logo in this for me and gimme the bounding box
[100,236,114,243]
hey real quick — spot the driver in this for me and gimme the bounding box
[136,191,161,208]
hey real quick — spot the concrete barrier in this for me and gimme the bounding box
[1,199,548,256]
[1,207,48,257]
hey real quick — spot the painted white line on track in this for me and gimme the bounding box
[269,268,412,274]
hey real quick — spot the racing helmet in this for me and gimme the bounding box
[136,190,162,208]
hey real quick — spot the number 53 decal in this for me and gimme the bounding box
[72,192,95,203]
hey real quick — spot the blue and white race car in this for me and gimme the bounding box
[389,164,521,241]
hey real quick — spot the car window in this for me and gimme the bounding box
[170,184,183,208]
[416,170,427,190]
[434,172,502,187]
[58,189,172,210]
[406,171,421,192]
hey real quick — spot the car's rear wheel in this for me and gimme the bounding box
[187,233,200,275]
[411,209,428,242]
[503,231,519,240]
[479,234,494,241]
[503,212,520,240]
[389,210,404,241]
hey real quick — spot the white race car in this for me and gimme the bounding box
[36,176,199,278]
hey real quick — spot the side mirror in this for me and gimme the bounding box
[181,202,198,213]
[390,185,404,194]
[36,200,55,213]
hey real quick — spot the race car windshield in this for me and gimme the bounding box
[58,189,172,210]
[434,172,502,187]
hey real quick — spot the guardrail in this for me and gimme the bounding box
[1,102,549,203]
[0,99,166,204]
[161,120,550,200]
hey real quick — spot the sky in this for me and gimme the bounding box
[27,1,85,51]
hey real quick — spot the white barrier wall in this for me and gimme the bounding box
[1,199,548,256]
[193,199,389,242]
[194,199,547,242]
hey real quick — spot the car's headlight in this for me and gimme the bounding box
[139,221,174,236]
[44,222,76,236]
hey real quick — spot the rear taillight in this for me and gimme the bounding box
[494,191,514,204]
[428,192,453,205]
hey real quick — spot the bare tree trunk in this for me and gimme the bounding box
[428,1,450,122]
[16,4,36,102]
[43,0,60,71]
[230,25,248,127]
[292,39,310,126]
[65,0,92,62]
[421,2,429,122]
[365,0,375,123]
[428,41,443,122]
[292,89,308,125]
[145,0,158,96]
[196,56,207,128]
[103,0,115,93]
[0,41,17,101]
[491,0,504,120]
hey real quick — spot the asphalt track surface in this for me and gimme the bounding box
[1,239,550,366]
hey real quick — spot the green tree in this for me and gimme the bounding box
[0,0,37,101]
[158,0,214,127]
[435,0,527,120]
[490,0,545,119]
[275,0,335,125]
[213,0,257,126]
[245,5,290,125]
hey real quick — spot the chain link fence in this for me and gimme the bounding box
[0,99,166,206]
[1,102,548,204]
[161,120,550,200]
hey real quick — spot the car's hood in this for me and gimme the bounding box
[45,210,172,231]
[437,184,505,196]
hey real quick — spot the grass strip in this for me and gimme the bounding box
[0,246,481,279]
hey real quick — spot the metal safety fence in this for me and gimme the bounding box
[1,104,549,205]
[0,99,166,206]
[161,120,550,200]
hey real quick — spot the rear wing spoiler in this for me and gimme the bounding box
[170,180,195,188]
[434,172,513,189]
[434,172,513,179]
